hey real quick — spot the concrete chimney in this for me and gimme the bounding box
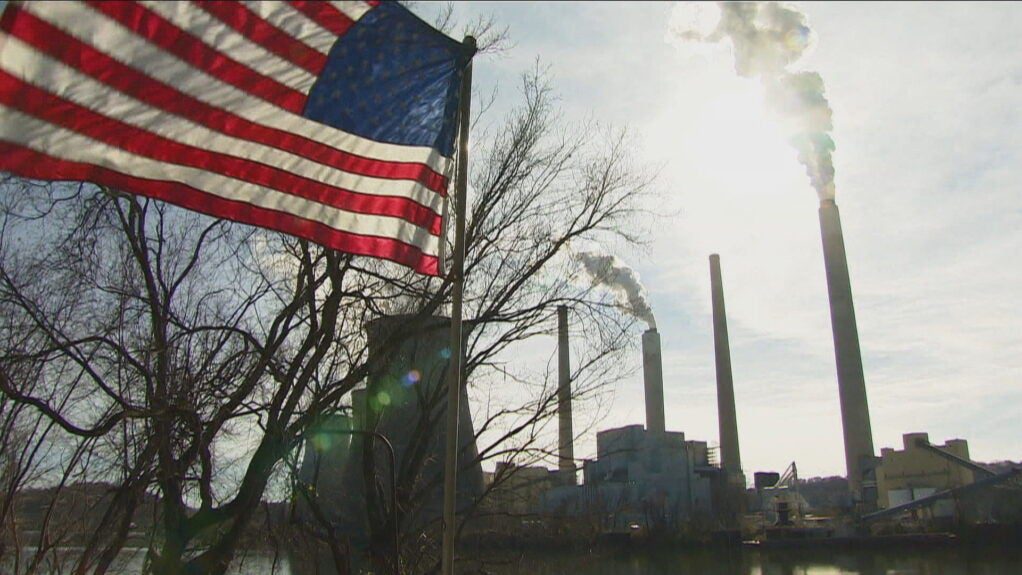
[709,254,742,482]
[819,199,875,499]
[642,328,666,435]
[557,306,576,483]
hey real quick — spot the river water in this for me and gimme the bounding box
[476,547,1022,574]
[8,546,1022,574]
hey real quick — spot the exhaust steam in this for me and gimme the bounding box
[577,252,656,329]
[671,2,837,200]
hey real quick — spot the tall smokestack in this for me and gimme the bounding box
[557,306,576,483]
[819,199,875,498]
[709,254,742,482]
[642,329,666,435]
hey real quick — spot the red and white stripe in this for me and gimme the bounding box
[0,0,448,275]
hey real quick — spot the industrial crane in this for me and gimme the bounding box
[762,462,806,526]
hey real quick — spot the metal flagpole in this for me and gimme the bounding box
[441,35,475,575]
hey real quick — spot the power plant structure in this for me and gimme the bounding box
[818,199,877,504]
[530,226,882,526]
[642,328,667,435]
[557,305,577,485]
[295,211,883,539]
[536,309,717,529]
[290,195,1016,547]
[294,210,884,539]
[296,307,726,538]
[296,314,484,540]
[710,254,743,488]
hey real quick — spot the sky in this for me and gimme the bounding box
[413,2,1022,479]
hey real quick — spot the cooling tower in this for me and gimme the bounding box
[642,328,666,435]
[327,315,483,538]
[296,412,354,525]
[557,306,577,484]
[709,254,743,482]
[819,199,875,498]
[367,315,483,509]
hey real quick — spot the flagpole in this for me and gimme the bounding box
[441,35,475,575]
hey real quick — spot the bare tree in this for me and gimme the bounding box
[0,176,403,574]
[342,66,655,574]
[0,49,653,575]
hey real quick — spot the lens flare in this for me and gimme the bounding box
[403,369,421,387]
[783,26,811,55]
[311,432,332,452]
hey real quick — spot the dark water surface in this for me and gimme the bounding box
[471,546,1022,574]
[8,545,1022,574]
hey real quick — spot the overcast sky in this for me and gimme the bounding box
[415,2,1022,479]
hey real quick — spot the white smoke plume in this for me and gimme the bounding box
[577,252,656,329]
[672,2,836,200]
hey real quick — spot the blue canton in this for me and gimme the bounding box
[303,2,470,158]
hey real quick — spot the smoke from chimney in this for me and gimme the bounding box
[670,2,836,200]
[577,252,656,329]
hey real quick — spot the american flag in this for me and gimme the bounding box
[0,1,471,275]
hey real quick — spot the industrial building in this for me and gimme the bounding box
[483,462,559,515]
[539,424,715,531]
[520,308,723,530]
[876,433,975,514]
[861,432,1021,527]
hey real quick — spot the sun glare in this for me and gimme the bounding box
[658,78,803,203]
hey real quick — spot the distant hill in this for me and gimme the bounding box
[796,476,851,511]
[12,482,161,539]
[9,482,292,548]
[980,460,1022,474]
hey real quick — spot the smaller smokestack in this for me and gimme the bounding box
[557,306,576,484]
[710,254,742,482]
[642,329,666,435]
